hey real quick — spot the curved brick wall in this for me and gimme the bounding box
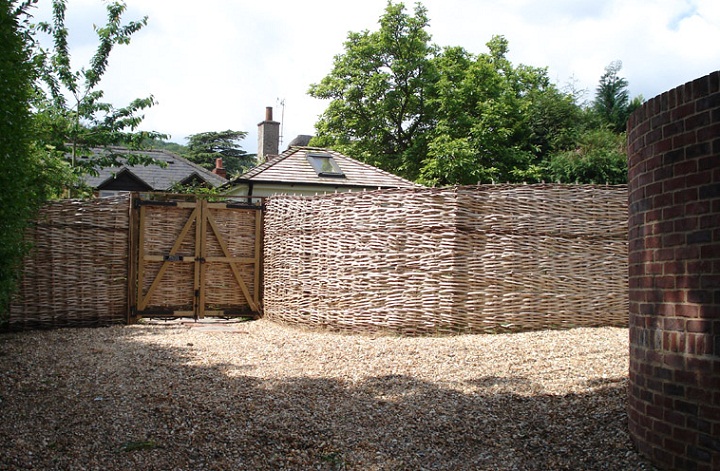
[627,71,720,470]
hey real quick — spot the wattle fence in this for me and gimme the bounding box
[7,196,131,330]
[263,184,628,335]
[6,184,629,334]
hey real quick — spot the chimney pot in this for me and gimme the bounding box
[265,106,273,121]
[212,157,226,179]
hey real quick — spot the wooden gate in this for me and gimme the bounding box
[129,194,263,320]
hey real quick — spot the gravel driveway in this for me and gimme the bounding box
[0,319,656,470]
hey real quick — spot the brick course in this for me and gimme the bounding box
[628,70,720,470]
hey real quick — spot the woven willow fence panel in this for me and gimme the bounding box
[7,196,130,329]
[264,184,628,335]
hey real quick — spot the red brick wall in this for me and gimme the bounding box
[627,71,720,470]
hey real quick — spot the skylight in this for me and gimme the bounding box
[306,153,345,178]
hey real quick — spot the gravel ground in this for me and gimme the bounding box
[0,319,656,470]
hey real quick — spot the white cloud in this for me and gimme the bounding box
[43,0,720,150]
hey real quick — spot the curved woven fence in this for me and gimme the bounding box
[264,184,628,335]
[7,196,131,329]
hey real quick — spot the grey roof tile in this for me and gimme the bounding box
[82,147,227,190]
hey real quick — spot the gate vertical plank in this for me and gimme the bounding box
[195,199,208,319]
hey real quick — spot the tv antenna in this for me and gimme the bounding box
[277,98,286,148]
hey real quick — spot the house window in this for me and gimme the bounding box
[306,153,345,178]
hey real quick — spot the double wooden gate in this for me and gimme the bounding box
[129,195,263,320]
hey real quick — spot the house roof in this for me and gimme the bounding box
[228,146,419,189]
[82,147,227,191]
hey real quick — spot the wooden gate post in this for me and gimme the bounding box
[127,192,140,324]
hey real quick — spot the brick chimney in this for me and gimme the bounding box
[212,157,226,178]
[257,106,280,162]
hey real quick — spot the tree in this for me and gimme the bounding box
[185,130,256,177]
[309,1,438,181]
[310,2,583,186]
[525,84,583,162]
[543,61,643,184]
[545,128,627,184]
[0,0,48,317]
[29,0,165,190]
[419,37,560,185]
[593,61,642,133]
[144,138,187,155]
[310,2,640,186]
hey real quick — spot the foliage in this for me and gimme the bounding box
[544,62,642,184]
[545,128,627,184]
[185,130,256,178]
[0,0,45,317]
[309,2,438,181]
[419,38,558,185]
[0,0,167,316]
[145,133,255,180]
[309,3,578,185]
[592,61,642,133]
[167,180,225,196]
[145,138,187,155]
[29,0,166,188]
[526,84,584,161]
[310,2,643,186]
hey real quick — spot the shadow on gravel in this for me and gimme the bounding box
[0,327,656,471]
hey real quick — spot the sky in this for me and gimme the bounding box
[30,0,720,152]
